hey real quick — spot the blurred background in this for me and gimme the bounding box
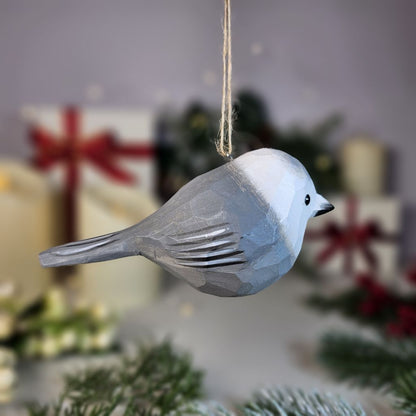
[0,0,415,414]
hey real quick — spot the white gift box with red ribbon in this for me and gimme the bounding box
[22,106,156,194]
[22,106,161,307]
[302,195,401,283]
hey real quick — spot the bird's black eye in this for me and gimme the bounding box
[305,194,311,206]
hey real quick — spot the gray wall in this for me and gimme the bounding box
[0,0,415,258]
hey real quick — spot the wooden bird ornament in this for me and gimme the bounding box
[40,149,334,297]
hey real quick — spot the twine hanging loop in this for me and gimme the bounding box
[216,0,233,159]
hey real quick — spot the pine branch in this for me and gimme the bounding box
[319,332,416,391]
[392,370,416,415]
[241,388,366,416]
[182,388,367,416]
[26,340,204,416]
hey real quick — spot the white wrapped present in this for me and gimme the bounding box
[22,106,156,194]
[302,195,400,283]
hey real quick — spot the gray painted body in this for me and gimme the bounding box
[134,163,294,296]
[41,161,294,297]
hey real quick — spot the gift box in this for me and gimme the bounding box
[23,106,156,194]
[302,195,401,282]
[77,183,161,312]
[23,106,156,244]
[0,161,53,307]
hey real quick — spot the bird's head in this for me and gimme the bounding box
[234,148,334,256]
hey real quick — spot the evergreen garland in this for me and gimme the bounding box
[318,331,416,414]
[318,332,416,391]
[25,340,370,416]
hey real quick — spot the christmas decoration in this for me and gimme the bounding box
[0,162,53,307]
[304,195,399,280]
[78,184,161,312]
[40,149,334,297]
[26,106,156,242]
[25,340,370,416]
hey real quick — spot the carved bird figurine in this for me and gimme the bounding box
[39,148,334,297]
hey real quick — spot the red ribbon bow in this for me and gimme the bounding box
[30,106,155,242]
[306,196,396,275]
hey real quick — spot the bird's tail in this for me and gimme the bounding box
[39,231,138,268]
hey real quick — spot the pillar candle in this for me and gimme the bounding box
[0,161,53,308]
[340,136,387,196]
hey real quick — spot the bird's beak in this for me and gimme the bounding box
[314,194,335,217]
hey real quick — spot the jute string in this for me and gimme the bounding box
[216,0,233,159]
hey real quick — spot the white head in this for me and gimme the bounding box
[234,148,334,256]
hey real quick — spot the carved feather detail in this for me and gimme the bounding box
[166,223,246,269]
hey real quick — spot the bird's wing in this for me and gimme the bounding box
[135,162,260,271]
[164,222,246,269]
